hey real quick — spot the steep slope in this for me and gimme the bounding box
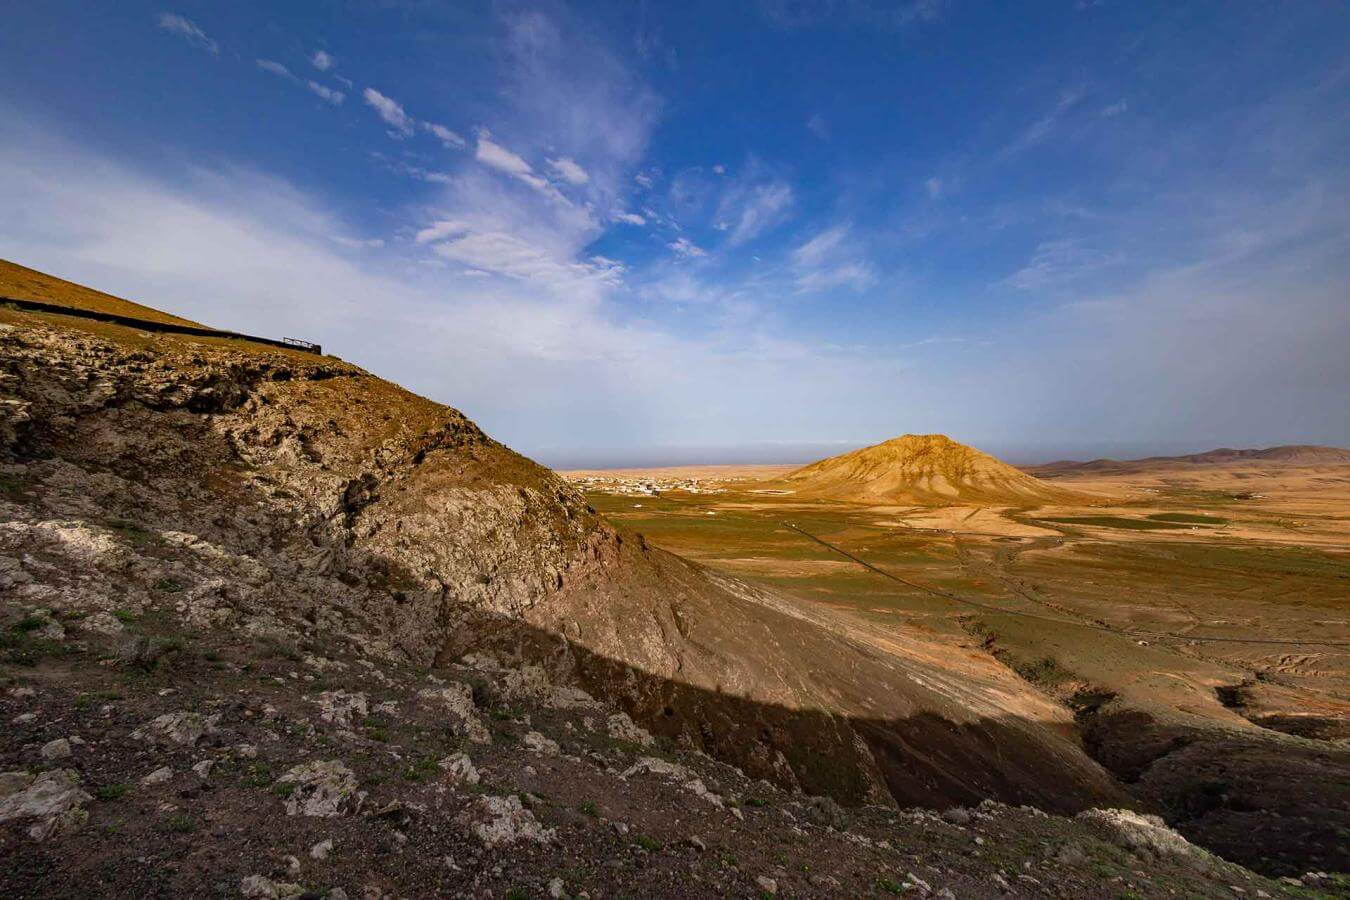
[0,258,204,327]
[779,434,1080,505]
[0,290,1125,817]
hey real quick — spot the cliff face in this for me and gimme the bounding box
[0,307,1125,813]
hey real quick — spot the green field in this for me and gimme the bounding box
[1147,512,1229,525]
[1037,515,1193,531]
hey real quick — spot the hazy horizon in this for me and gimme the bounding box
[2,2,1347,460]
[536,436,1350,472]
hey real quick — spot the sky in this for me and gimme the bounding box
[1,1,1348,467]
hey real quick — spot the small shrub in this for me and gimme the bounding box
[97,783,129,801]
[401,757,438,782]
[163,813,196,833]
[107,519,157,546]
[876,877,905,895]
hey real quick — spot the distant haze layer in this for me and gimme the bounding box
[533,439,1348,471]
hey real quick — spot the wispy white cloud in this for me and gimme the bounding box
[475,131,566,202]
[311,50,335,72]
[259,59,342,105]
[668,237,706,258]
[924,176,943,198]
[414,219,469,245]
[806,113,829,140]
[362,87,414,137]
[423,122,466,149]
[791,224,849,269]
[791,224,877,292]
[1004,238,1119,291]
[307,81,345,105]
[420,222,623,291]
[156,13,218,55]
[1004,85,1087,155]
[714,176,795,246]
[331,235,384,249]
[256,59,296,80]
[612,211,646,226]
[474,132,537,178]
[1100,100,1128,117]
[547,156,589,185]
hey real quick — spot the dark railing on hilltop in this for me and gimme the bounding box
[0,295,323,355]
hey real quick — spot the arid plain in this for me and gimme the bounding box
[566,449,1350,873]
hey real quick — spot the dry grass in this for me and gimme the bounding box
[0,258,204,327]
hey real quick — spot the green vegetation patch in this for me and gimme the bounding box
[1038,516,1192,531]
[1165,544,1350,580]
[1146,512,1228,525]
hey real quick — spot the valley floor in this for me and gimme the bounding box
[565,461,1350,878]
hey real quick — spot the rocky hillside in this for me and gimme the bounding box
[1,604,1307,898]
[778,435,1081,506]
[0,301,1132,814]
[0,287,1335,897]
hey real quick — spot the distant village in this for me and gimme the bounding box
[564,473,738,497]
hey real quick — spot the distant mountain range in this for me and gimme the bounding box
[1028,444,1350,477]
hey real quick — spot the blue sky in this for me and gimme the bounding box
[2,2,1348,466]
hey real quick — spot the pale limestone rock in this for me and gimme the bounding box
[437,752,480,785]
[277,760,362,817]
[418,683,490,744]
[606,712,654,747]
[459,795,554,847]
[132,711,220,746]
[0,769,92,840]
[1076,808,1217,871]
[311,690,368,728]
[82,611,126,635]
[40,738,71,760]
[239,874,304,898]
[523,731,560,755]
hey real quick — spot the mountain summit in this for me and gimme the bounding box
[781,434,1076,505]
